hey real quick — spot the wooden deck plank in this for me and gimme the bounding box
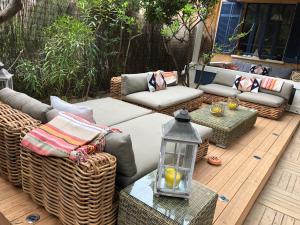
[259,207,276,225]
[194,117,272,184]
[208,115,292,192]
[243,203,265,225]
[212,115,300,225]
[244,118,300,225]
[0,178,62,225]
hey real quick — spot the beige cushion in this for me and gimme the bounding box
[123,86,203,110]
[237,92,285,107]
[121,73,149,96]
[199,84,241,97]
[114,113,212,187]
[213,70,237,86]
[75,97,152,126]
[46,109,59,122]
[105,132,136,177]
[0,88,51,123]
[260,82,294,101]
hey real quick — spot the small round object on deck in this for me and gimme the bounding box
[207,156,222,166]
[25,214,40,224]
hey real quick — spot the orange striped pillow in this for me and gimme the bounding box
[163,71,178,86]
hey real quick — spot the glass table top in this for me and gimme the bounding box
[190,102,257,130]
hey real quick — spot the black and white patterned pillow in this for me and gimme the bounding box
[249,64,270,75]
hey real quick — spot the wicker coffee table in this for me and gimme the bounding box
[118,171,218,225]
[190,103,257,148]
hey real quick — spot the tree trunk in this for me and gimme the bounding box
[0,0,22,23]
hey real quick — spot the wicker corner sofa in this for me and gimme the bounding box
[197,66,294,120]
[0,89,213,225]
[110,74,203,115]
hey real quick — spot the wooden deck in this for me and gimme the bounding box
[193,113,300,225]
[243,126,300,225]
[0,113,299,225]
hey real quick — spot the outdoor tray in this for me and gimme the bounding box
[190,103,258,148]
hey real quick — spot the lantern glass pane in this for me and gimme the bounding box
[157,141,198,195]
[163,142,196,170]
[157,167,188,193]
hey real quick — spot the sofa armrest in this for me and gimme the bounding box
[110,76,122,99]
[0,102,41,186]
[21,148,118,224]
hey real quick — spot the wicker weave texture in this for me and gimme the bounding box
[118,171,218,225]
[0,103,40,186]
[21,149,118,225]
[110,76,203,115]
[191,106,257,148]
[202,93,286,120]
[197,139,209,161]
[110,76,122,99]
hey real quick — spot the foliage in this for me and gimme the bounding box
[43,16,97,97]
[16,59,43,98]
[140,0,188,25]
[16,16,97,99]
[76,0,140,89]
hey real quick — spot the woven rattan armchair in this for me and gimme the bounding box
[110,76,203,115]
[0,101,118,224]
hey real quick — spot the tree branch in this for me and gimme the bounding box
[0,0,23,23]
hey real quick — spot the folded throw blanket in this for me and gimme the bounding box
[21,112,110,163]
[261,78,284,92]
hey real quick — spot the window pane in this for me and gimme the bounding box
[238,4,296,60]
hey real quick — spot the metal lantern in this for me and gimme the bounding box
[0,62,14,89]
[154,108,202,199]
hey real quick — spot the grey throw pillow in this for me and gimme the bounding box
[105,132,137,177]
[0,88,51,123]
[46,108,60,122]
[121,73,149,96]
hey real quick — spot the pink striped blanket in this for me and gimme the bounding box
[21,112,110,163]
[261,78,284,92]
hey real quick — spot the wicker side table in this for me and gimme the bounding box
[190,103,257,148]
[118,171,218,225]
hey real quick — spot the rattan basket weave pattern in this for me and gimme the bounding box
[110,76,203,115]
[0,102,40,186]
[202,93,286,120]
[291,71,300,82]
[21,149,118,225]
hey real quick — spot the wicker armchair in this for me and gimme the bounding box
[0,102,118,224]
[110,76,203,115]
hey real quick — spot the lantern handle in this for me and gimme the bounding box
[174,108,191,122]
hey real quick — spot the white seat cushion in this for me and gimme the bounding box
[199,84,241,97]
[237,92,285,107]
[75,97,152,126]
[123,86,203,110]
[114,113,212,187]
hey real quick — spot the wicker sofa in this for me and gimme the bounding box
[0,89,213,225]
[197,66,294,120]
[110,73,203,115]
